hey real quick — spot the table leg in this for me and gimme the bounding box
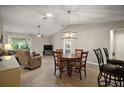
[67,61,72,77]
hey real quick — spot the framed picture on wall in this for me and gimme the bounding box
[0,34,3,43]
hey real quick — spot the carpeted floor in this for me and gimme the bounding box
[21,56,99,87]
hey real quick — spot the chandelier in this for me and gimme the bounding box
[61,10,77,39]
[62,31,77,39]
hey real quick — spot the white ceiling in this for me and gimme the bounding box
[0,5,124,37]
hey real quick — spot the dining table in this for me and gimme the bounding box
[61,54,81,77]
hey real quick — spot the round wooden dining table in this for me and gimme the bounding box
[61,54,81,77]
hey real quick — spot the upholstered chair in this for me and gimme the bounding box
[16,49,42,69]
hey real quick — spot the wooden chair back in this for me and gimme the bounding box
[81,51,89,66]
[56,49,63,54]
[53,51,62,64]
[75,49,83,57]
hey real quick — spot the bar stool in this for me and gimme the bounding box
[94,48,124,87]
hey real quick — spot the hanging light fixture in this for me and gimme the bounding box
[37,16,49,37]
[61,10,77,39]
[37,25,43,37]
[62,31,77,39]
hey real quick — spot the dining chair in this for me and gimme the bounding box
[103,48,110,63]
[55,49,63,61]
[103,48,109,59]
[81,51,89,77]
[53,51,68,78]
[71,51,88,80]
[103,48,122,66]
[75,49,83,57]
[56,49,63,54]
[94,48,124,87]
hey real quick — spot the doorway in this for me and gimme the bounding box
[110,28,124,60]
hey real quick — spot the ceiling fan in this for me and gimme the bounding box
[37,14,53,37]
[37,25,44,37]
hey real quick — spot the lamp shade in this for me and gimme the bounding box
[62,31,77,39]
[4,43,13,50]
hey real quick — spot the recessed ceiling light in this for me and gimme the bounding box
[46,13,53,17]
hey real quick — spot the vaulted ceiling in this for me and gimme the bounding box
[0,5,124,37]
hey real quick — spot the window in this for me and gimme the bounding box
[63,39,76,54]
[10,38,31,52]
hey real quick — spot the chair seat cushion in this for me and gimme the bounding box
[107,59,124,66]
[56,62,67,67]
[101,64,124,76]
[71,62,85,68]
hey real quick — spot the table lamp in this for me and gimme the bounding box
[4,43,13,55]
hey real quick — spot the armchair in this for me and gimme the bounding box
[16,50,42,69]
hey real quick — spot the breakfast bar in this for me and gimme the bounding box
[0,56,21,87]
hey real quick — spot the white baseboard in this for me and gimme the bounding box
[87,61,98,66]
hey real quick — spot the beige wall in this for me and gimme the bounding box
[3,32,50,55]
[50,31,63,50]
[31,36,50,55]
[51,21,124,63]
